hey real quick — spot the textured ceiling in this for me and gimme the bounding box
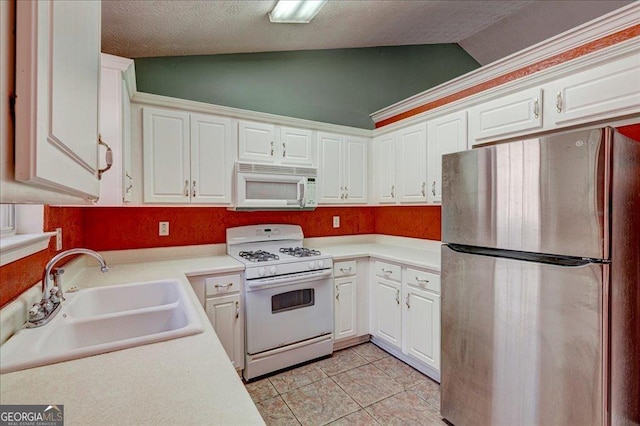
[101,1,633,64]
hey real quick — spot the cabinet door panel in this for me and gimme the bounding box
[280,127,315,166]
[344,136,368,203]
[318,133,344,203]
[374,133,397,203]
[470,87,542,142]
[205,294,243,369]
[551,53,640,126]
[143,108,191,203]
[15,0,101,200]
[397,123,427,203]
[406,289,441,369]
[190,114,234,204]
[238,121,276,163]
[427,111,467,203]
[374,278,402,349]
[335,276,357,340]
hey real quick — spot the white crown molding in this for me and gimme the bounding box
[131,91,373,137]
[101,53,137,100]
[371,2,640,124]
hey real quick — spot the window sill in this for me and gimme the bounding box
[0,232,56,267]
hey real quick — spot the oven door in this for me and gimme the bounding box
[245,275,333,355]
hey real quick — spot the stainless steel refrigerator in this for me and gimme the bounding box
[440,127,639,426]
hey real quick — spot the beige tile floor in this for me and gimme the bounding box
[245,343,445,426]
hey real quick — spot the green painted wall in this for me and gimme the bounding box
[134,45,480,129]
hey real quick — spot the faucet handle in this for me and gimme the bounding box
[49,287,61,304]
[51,267,65,278]
[29,304,43,319]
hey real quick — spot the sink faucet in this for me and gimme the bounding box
[27,248,109,328]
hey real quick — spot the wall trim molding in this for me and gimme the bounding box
[131,92,372,137]
[370,3,640,126]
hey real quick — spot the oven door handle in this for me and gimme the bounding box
[246,269,332,288]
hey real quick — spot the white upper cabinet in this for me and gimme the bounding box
[143,107,234,204]
[549,52,640,127]
[317,132,367,204]
[427,111,467,203]
[97,54,134,206]
[14,0,101,201]
[238,121,315,166]
[374,132,397,204]
[280,126,315,166]
[190,113,235,204]
[469,87,543,143]
[396,123,428,203]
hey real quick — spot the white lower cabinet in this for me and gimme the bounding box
[205,294,243,370]
[334,272,357,341]
[188,273,244,370]
[403,269,441,371]
[370,260,441,381]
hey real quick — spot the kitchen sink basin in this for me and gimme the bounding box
[0,279,204,374]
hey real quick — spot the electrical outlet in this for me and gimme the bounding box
[56,228,62,251]
[159,221,169,236]
[332,216,340,228]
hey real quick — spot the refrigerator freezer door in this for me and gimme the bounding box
[441,245,604,426]
[442,128,609,259]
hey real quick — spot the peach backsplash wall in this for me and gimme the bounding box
[0,206,441,307]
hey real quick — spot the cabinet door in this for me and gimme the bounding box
[343,136,368,204]
[190,113,234,204]
[405,288,441,370]
[334,276,357,341]
[15,0,101,200]
[550,53,640,127]
[143,108,191,203]
[396,123,427,203]
[205,294,244,370]
[238,121,277,163]
[318,132,344,204]
[427,111,467,203]
[470,87,542,142]
[280,127,315,166]
[374,277,402,349]
[374,132,397,204]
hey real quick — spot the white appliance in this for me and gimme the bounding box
[226,225,333,380]
[231,162,318,211]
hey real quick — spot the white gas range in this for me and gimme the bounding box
[226,225,334,380]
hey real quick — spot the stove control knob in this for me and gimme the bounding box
[317,260,324,268]
[269,266,277,275]
[258,267,266,277]
[308,261,316,270]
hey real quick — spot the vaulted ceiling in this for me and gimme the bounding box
[101,1,632,65]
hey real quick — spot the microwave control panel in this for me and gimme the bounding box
[306,178,317,207]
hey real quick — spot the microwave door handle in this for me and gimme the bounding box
[299,182,305,207]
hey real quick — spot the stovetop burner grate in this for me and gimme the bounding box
[238,250,280,262]
[279,247,322,257]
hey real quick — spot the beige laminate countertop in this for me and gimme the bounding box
[0,255,266,426]
[0,236,441,425]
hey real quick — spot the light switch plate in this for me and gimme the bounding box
[56,228,62,251]
[332,216,340,228]
[159,221,169,236]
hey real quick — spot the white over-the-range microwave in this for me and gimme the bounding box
[230,162,318,211]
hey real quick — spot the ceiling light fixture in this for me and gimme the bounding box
[268,0,328,24]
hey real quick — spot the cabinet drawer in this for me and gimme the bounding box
[205,274,241,296]
[374,261,401,282]
[334,261,357,277]
[405,268,440,293]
